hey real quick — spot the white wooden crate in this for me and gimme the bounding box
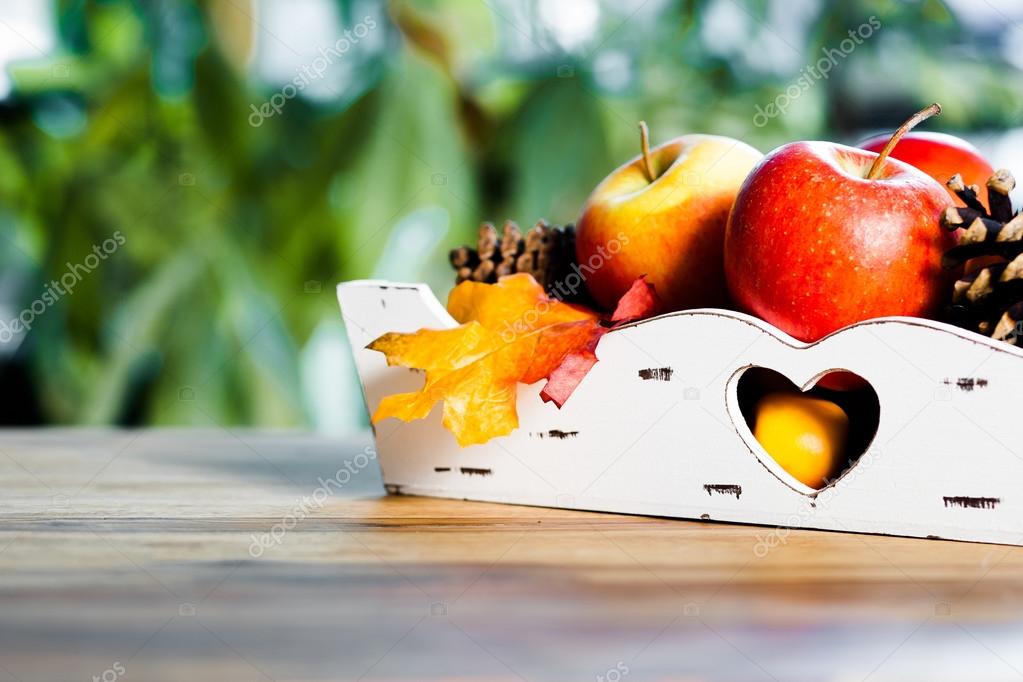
[338,279,1023,545]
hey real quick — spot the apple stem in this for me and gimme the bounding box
[866,103,942,180]
[638,121,656,183]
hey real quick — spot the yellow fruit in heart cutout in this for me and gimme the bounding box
[752,392,849,489]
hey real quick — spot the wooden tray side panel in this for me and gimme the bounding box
[338,281,1023,546]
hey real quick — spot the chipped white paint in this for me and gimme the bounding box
[338,280,1023,546]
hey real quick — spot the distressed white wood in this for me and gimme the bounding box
[338,279,1023,546]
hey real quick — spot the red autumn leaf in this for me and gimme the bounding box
[611,275,662,324]
[540,276,661,407]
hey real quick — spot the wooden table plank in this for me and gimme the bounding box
[1,429,1022,681]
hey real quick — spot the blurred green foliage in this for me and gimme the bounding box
[0,0,1020,428]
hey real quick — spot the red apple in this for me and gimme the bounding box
[859,131,993,206]
[577,124,762,311]
[725,104,957,344]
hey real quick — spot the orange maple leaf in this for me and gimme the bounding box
[368,273,658,446]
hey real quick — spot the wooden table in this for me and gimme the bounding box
[2,430,1022,681]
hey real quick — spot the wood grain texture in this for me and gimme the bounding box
[2,429,1023,681]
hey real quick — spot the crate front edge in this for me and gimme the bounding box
[337,280,1023,546]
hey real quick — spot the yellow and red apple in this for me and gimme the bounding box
[576,127,762,311]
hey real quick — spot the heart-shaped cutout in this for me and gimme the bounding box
[732,367,880,496]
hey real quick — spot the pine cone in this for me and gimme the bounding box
[942,169,1023,344]
[449,220,589,302]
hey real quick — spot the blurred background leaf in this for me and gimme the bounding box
[1,0,1022,432]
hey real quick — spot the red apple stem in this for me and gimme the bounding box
[638,121,656,183]
[866,103,942,180]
